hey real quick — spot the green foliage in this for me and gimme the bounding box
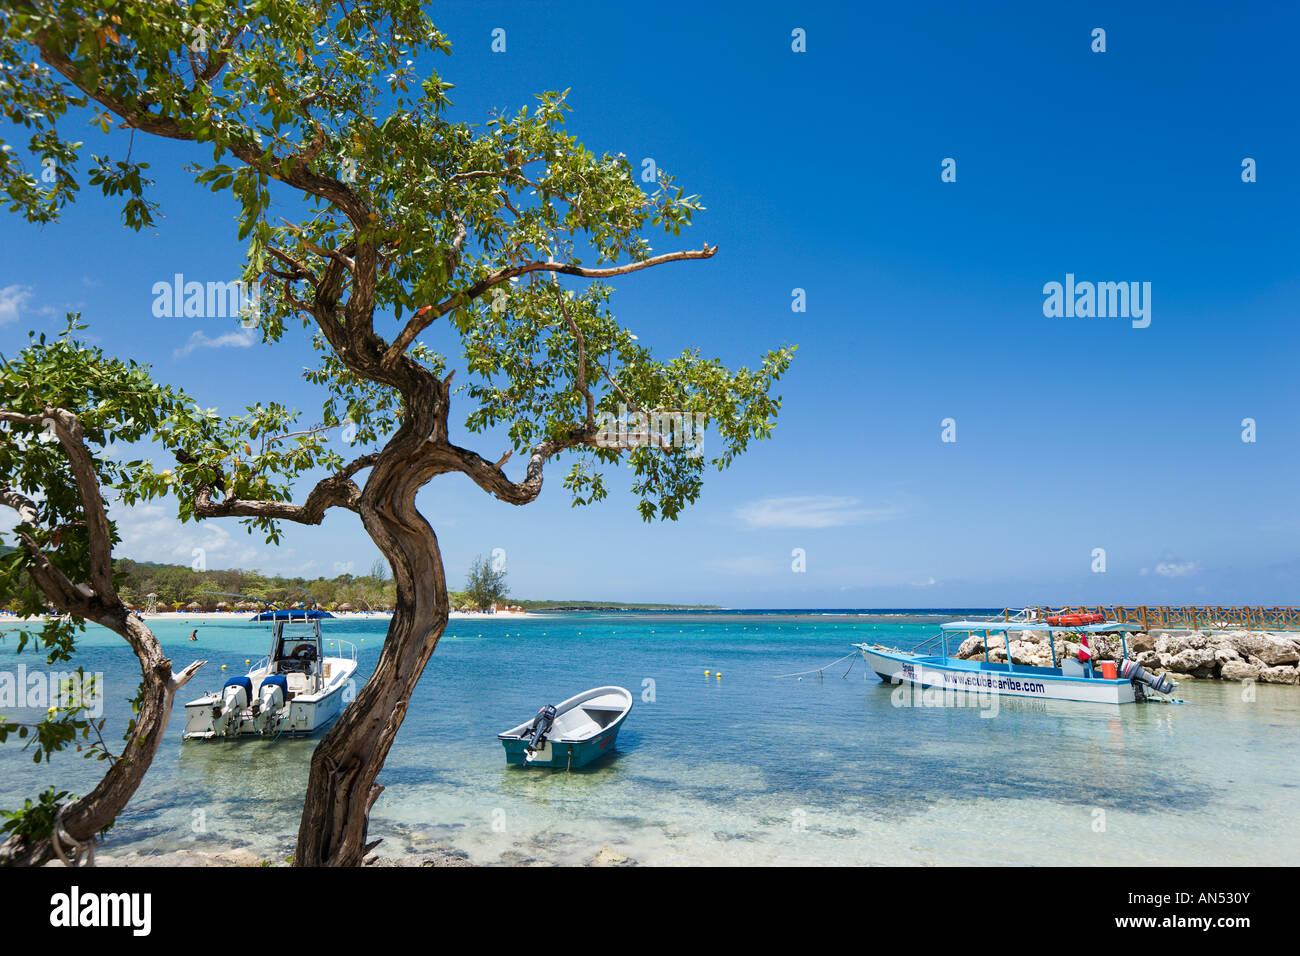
[0,669,114,765]
[0,317,191,642]
[0,2,795,535]
[0,788,72,843]
[461,554,508,610]
[105,557,397,611]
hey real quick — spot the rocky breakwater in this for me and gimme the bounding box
[953,629,1300,684]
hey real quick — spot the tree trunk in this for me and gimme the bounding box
[0,611,202,866]
[293,448,448,866]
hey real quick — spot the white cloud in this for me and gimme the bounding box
[1153,558,1201,578]
[112,501,268,569]
[173,326,257,358]
[0,285,34,325]
[735,495,903,530]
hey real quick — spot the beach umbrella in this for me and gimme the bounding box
[185,601,201,610]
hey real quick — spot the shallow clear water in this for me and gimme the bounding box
[1,612,1297,865]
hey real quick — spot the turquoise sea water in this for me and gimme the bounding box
[1,611,1297,865]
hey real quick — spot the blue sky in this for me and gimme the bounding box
[3,1,1298,607]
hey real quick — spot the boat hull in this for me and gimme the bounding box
[183,658,356,739]
[498,686,632,768]
[499,721,624,768]
[857,645,1137,705]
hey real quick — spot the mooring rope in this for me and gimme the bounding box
[773,651,860,680]
[51,803,96,867]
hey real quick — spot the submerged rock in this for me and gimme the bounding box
[591,845,633,867]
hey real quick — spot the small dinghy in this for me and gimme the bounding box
[498,686,632,769]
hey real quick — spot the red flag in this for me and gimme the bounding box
[1078,634,1092,662]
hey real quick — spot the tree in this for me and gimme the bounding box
[0,323,205,866]
[463,554,508,610]
[1,1,794,865]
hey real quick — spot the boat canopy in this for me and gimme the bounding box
[940,620,1136,634]
[249,609,335,622]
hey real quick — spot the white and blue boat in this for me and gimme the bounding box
[183,609,358,739]
[854,614,1176,705]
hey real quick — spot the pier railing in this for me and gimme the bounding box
[1005,606,1300,631]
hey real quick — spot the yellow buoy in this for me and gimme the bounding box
[704,670,710,677]
[716,672,722,679]
[221,664,227,671]
[245,659,251,665]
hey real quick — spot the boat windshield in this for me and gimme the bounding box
[275,622,320,665]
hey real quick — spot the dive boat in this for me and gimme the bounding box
[183,609,358,739]
[498,686,633,768]
[854,616,1176,705]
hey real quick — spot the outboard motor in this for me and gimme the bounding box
[212,677,251,736]
[524,705,557,761]
[1119,658,1176,696]
[252,675,288,736]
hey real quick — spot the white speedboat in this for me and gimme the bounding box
[183,609,357,739]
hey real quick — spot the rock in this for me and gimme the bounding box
[1129,632,1155,654]
[591,845,633,867]
[1259,665,1300,685]
[1232,632,1300,666]
[1136,650,1162,669]
[91,848,265,867]
[1163,648,1217,673]
[956,636,984,659]
[1219,660,1261,682]
[1212,647,1241,666]
[1009,640,1047,666]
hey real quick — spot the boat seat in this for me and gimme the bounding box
[582,707,622,729]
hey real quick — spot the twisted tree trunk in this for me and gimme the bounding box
[0,605,203,867]
[0,409,204,867]
[293,423,449,866]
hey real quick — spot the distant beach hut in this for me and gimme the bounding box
[185,601,202,612]
[337,603,356,612]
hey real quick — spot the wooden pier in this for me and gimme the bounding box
[1011,606,1300,632]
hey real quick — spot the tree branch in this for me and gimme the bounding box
[187,453,378,524]
[432,429,594,506]
[26,21,372,229]
[384,245,718,363]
